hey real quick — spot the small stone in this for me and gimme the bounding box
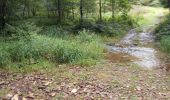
[71,89,77,93]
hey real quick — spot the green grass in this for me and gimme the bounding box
[160,36,170,53]
[0,29,104,69]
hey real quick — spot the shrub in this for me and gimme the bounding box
[155,14,170,53]
[76,29,101,43]
[135,0,161,7]
[160,36,170,53]
[40,26,69,39]
[5,22,41,42]
[72,15,136,37]
[0,48,10,67]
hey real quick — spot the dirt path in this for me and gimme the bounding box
[0,12,170,100]
[0,26,170,99]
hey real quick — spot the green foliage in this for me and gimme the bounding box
[134,0,162,7]
[0,30,103,68]
[0,0,137,69]
[155,14,170,39]
[73,15,136,37]
[76,29,101,43]
[160,0,170,8]
[40,26,69,39]
[4,22,41,42]
[0,48,10,67]
[155,14,170,53]
[160,36,170,53]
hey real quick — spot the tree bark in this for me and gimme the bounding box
[99,0,102,22]
[80,0,83,24]
[57,0,62,23]
[31,8,36,16]
[72,4,75,20]
[168,0,170,11]
[111,0,115,20]
[23,0,27,17]
[0,0,7,30]
[27,0,31,17]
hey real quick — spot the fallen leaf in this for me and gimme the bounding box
[11,94,19,100]
[5,93,13,99]
[43,81,52,86]
[26,92,35,99]
[159,92,167,96]
[22,97,28,100]
[49,92,56,97]
[38,86,46,89]
[136,86,142,91]
[0,81,5,85]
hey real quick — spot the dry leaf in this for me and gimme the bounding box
[5,93,13,99]
[11,94,19,100]
[43,81,53,86]
[49,92,56,97]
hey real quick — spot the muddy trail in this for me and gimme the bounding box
[107,25,161,69]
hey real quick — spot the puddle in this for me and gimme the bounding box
[105,52,137,63]
[107,26,160,69]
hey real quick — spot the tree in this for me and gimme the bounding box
[57,0,62,23]
[80,0,83,23]
[159,0,170,9]
[0,0,17,30]
[0,0,7,30]
[99,0,102,22]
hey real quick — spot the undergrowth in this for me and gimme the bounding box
[0,23,104,68]
[155,14,170,53]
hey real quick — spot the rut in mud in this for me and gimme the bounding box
[107,25,160,69]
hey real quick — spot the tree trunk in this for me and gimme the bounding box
[80,0,83,24]
[99,0,102,22]
[23,0,27,17]
[168,0,170,11]
[111,0,115,20]
[0,0,7,30]
[57,0,62,23]
[27,0,31,17]
[72,4,75,20]
[31,8,36,16]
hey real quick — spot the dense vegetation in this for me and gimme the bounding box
[0,1,170,99]
[0,0,136,68]
[0,0,170,69]
[155,14,170,53]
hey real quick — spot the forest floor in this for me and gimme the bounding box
[0,6,170,100]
